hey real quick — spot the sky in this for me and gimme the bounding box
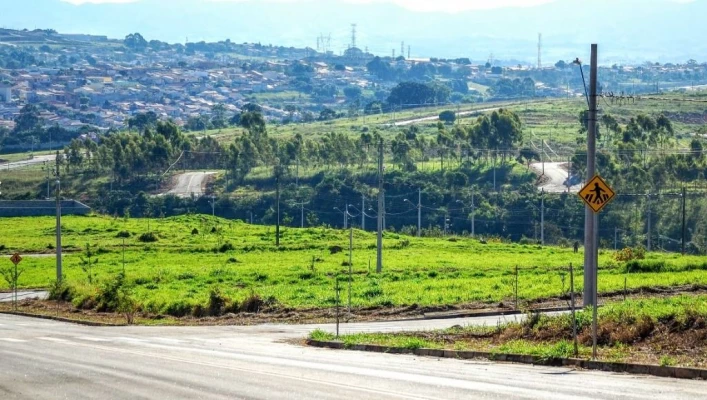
[59,0,561,12]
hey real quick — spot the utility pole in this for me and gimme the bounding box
[493,150,497,192]
[583,44,598,309]
[417,188,422,237]
[348,216,353,314]
[471,192,475,237]
[376,138,384,273]
[646,193,651,252]
[300,202,304,228]
[211,195,215,217]
[614,227,618,250]
[361,194,365,231]
[275,175,280,247]
[541,139,545,176]
[541,189,545,245]
[344,204,349,229]
[681,186,687,255]
[55,152,62,282]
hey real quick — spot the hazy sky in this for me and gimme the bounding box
[59,0,560,12]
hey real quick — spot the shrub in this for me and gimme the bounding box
[625,260,666,273]
[116,231,131,238]
[329,245,343,254]
[218,242,235,253]
[95,272,126,312]
[164,300,193,317]
[48,279,72,301]
[240,292,264,313]
[0,244,5,251]
[191,228,199,235]
[138,232,158,243]
[208,287,228,316]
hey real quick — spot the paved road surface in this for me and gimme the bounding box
[393,106,502,127]
[532,162,583,193]
[0,291,47,302]
[1,314,704,399]
[0,154,56,171]
[164,171,216,198]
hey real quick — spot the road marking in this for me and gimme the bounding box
[38,337,70,343]
[62,341,438,400]
[0,338,27,343]
[75,336,112,342]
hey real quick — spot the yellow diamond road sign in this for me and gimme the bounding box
[579,175,615,213]
[10,253,22,265]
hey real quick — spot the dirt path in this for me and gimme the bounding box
[162,171,216,198]
[531,161,583,193]
[0,154,56,170]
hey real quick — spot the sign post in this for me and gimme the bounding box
[9,253,22,311]
[578,174,615,360]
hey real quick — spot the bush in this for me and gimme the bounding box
[0,244,5,251]
[207,287,228,316]
[95,272,126,312]
[138,232,158,243]
[624,260,666,273]
[164,300,194,317]
[240,292,264,313]
[217,242,235,253]
[48,279,72,301]
[191,228,199,235]
[329,245,343,254]
[116,231,131,238]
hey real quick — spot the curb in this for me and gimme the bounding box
[423,306,571,320]
[0,311,125,327]
[307,339,707,381]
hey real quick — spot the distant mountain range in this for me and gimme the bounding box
[3,0,706,64]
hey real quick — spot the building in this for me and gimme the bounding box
[0,84,12,102]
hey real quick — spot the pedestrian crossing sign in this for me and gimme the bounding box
[579,175,615,213]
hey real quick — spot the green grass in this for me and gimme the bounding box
[310,295,707,366]
[0,215,705,317]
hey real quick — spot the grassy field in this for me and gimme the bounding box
[0,214,705,318]
[310,294,707,367]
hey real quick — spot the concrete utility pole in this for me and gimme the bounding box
[471,192,475,237]
[541,189,545,245]
[646,193,652,251]
[275,176,280,247]
[55,153,62,282]
[361,194,365,231]
[348,216,353,313]
[344,204,349,229]
[417,188,422,237]
[583,44,599,308]
[541,139,545,176]
[681,186,687,255]
[376,138,384,273]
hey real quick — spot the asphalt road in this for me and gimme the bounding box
[0,154,56,171]
[1,313,704,399]
[393,106,502,127]
[164,171,216,198]
[532,161,583,193]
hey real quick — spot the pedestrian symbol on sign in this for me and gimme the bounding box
[579,175,615,213]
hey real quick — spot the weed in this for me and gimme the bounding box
[138,232,159,243]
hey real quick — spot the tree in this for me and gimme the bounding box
[124,33,148,51]
[13,104,42,133]
[555,60,567,69]
[319,108,337,121]
[364,101,383,115]
[239,112,266,131]
[366,56,396,81]
[242,103,262,113]
[211,103,227,129]
[343,86,362,101]
[490,66,503,75]
[387,82,436,108]
[439,110,456,124]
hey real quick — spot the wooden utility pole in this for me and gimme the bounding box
[682,186,687,255]
[275,175,280,247]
